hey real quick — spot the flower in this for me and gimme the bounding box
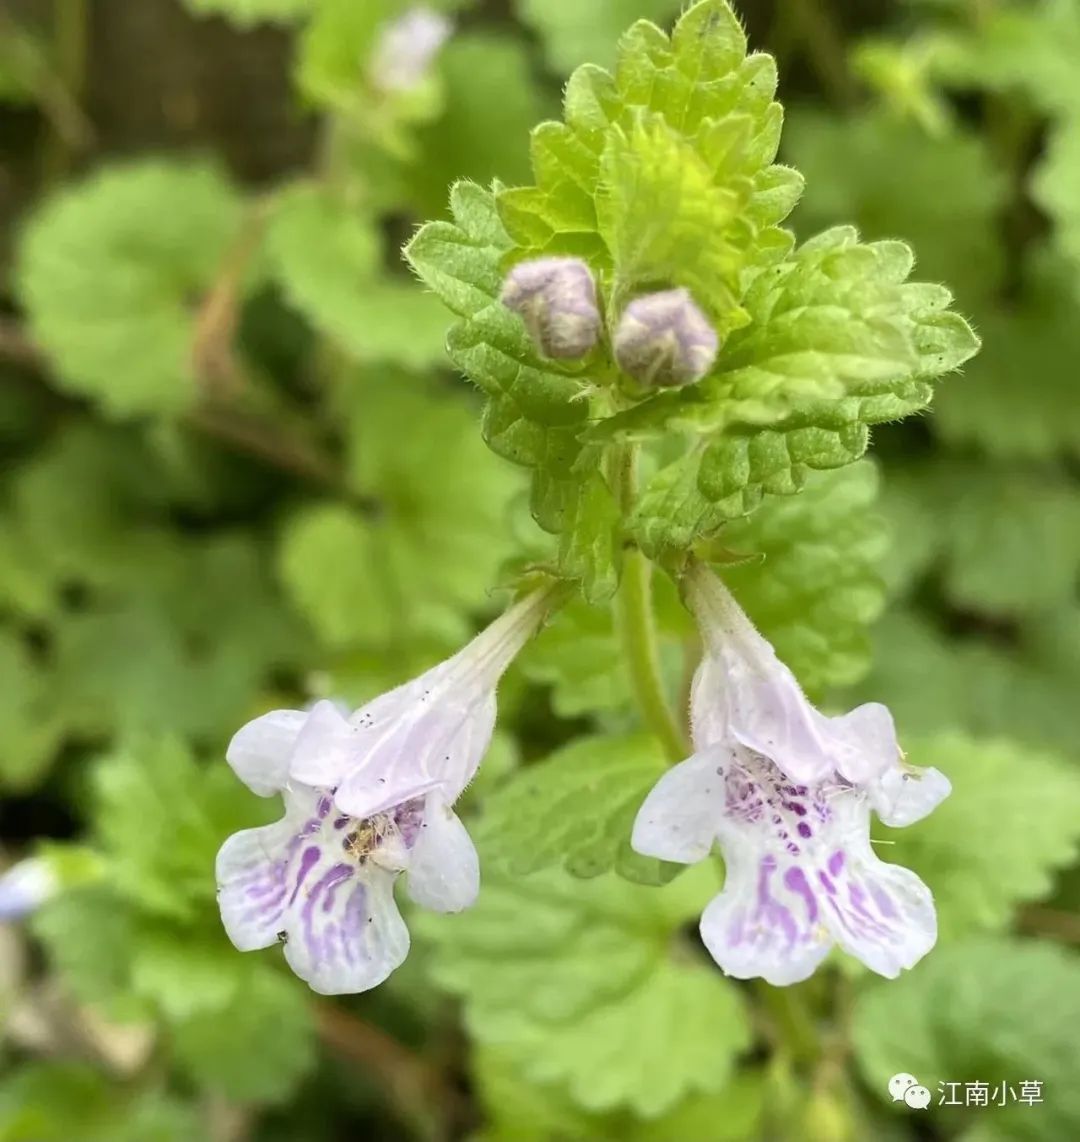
[500,257,602,360]
[217,588,558,994]
[613,288,719,387]
[0,857,58,921]
[371,7,453,94]
[631,565,949,985]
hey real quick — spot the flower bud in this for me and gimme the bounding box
[614,288,719,387]
[500,257,601,360]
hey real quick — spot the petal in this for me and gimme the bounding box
[405,797,480,912]
[819,841,938,978]
[333,692,496,820]
[871,764,951,828]
[226,709,308,796]
[283,865,410,996]
[699,849,833,986]
[216,793,311,951]
[825,702,900,784]
[287,700,362,789]
[631,748,729,864]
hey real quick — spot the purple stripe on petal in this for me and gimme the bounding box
[871,884,900,920]
[288,846,321,905]
[828,851,845,878]
[784,866,819,924]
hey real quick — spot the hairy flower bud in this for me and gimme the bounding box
[614,288,719,387]
[500,257,601,360]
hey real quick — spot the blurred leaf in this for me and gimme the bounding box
[33,888,139,1008]
[784,109,1006,304]
[0,631,64,790]
[419,861,751,1116]
[878,735,1080,942]
[17,161,244,417]
[181,0,312,24]
[171,964,316,1103]
[516,0,682,74]
[853,938,1080,1141]
[934,254,1080,460]
[931,0,1080,116]
[0,1063,199,1142]
[477,733,673,884]
[265,183,447,367]
[410,34,544,218]
[279,374,522,646]
[93,737,275,921]
[1034,123,1080,297]
[473,1048,765,1141]
[856,609,1080,760]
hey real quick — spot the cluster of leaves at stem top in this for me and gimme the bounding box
[406,0,978,600]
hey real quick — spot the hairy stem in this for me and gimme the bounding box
[613,444,688,763]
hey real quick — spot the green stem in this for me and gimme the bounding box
[612,445,688,763]
[757,981,822,1069]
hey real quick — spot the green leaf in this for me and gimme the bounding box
[853,938,1080,1141]
[477,733,673,884]
[516,0,682,74]
[1035,122,1080,295]
[265,183,448,368]
[405,182,619,594]
[181,0,312,24]
[621,227,977,556]
[92,737,275,922]
[171,964,316,1103]
[419,862,751,1116]
[721,460,888,692]
[877,735,1080,942]
[16,161,244,417]
[933,254,1080,460]
[499,0,797,282]
[279,373,524,646]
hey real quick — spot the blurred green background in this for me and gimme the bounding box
[1,1,1079,1139]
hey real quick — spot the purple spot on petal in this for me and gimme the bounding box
[828,851,845,877]
[797,821,813,839]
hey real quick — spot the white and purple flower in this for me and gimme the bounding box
[216,588,556,995]
[632,565,949,986]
